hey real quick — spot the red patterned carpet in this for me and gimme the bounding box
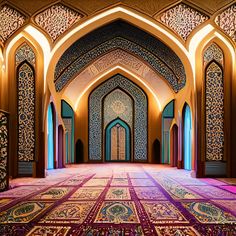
[0,164,236,235]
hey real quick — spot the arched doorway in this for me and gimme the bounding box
[105,119,131,162]
[183,104,192,170]
[170,124,178,167]
[47,103,54,169]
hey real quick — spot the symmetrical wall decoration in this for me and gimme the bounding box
[0,111,9,192]
[204,43,224,66]
[160,3,209,40]
[204,44,224,161]
[89,74,147,161]
[15,43,36,67]
[0,5,26,45]
[55,21,186,92]
[215,4,236,42]
[34,3,83,41]
[103,89,133,128]
[17,63,35,161]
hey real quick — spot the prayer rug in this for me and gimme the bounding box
[219,185,236,193]
[83,179,109,187]
[26,226,71,236]
[131,178,155,187]
[182,201,236,224]
[0,198,14,208]
[0,201,53,223]
[95,201,139,223]
[212,200,236,215]
[40,201,95,224]
[32,187,72,200]
[111,178,129,186]
[134,187,167,200]
[156,177,202,200]
[129,172,148,178]
[0,186,46,198]
[141,201,189,224]
[69,187,104,200]
[105,187,131,200]
[155,226,201,236]
[187,185,236,199]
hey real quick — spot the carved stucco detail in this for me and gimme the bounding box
[160,3,209,40]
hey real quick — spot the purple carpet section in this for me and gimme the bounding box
[0,164,235,235]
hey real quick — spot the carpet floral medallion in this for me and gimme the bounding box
[0,164,235,235]
[0,201,53,223]
[95,201,139,223]
[105,187,131,200]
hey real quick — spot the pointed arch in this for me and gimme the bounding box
[105,118,131,162]
[182,103,192,171]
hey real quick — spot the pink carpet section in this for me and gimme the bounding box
[0,164,235,236]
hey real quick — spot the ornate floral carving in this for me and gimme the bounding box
[0,111,8,191]
[104,89,133,128]
[34,4,83,41]
[205,62,224,161]
[16,43,36,67]
[17,63,35,161]
[215,4,236,42]
[160,3,209,40]
[204,43,224,66]
[0,5,26,45]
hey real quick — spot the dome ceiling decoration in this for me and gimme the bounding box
[54,21,186,93]
[34,3,84,42]
[0,4,26,45]
[158,3,209,41]
[215,3,236,42]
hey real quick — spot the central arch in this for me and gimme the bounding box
[89,74,148,162]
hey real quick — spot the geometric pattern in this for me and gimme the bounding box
[205,61,224,161]
[32,187,72,200]
[204,43,224,66]
[111,178,129,186]
[69,188,104,200]
[26,226,71,236]
[89,74,147,161]
[131,179,155,187]
[15,43,36,67]
[34,3,83,41]
[182,202,236,224]
[40,201,95,224]
[0,201,52,223]
[215,4,236,42]
[95,201,139,223]
[2,164,236,234]
[155,226,201,236]
[105,187,131,200]
[187,186,236,199]
[134,187,167,200]
[55,21,186,92]
[0,5,26,45]
[83,179,109,187]
[160,3,209,40]
[17,63,35,161]
[142,201,189,224]
[0,111,9,192]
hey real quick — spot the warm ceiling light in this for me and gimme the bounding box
[74,65,163,111]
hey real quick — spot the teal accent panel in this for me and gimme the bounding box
[47,104,54,169]
[184,104,192,170]
[105,119,131,161]
[162,100,175,163]
[61,100,74,163]
[163,100,175,118]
